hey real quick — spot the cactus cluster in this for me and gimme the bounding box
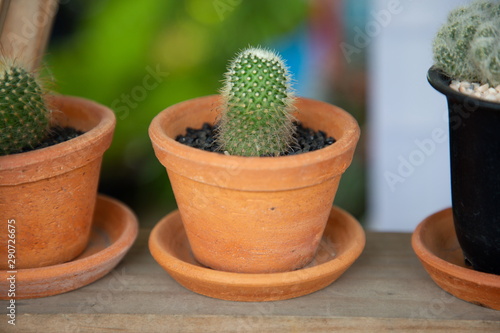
[433,0,500,86]
[0,62,51,156]
[217,47,295,157]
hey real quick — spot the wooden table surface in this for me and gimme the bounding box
[2,229,499,333]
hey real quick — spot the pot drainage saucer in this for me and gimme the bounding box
[149,206,365,302]
[0,195,138,299]
[412,208,500,310]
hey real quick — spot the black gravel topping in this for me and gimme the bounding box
[176,122,336,156]
[16,126,84,154]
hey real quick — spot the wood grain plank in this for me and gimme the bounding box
[2,314,499,333]
[1,229,498,332]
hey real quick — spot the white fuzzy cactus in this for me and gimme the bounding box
[433,0,500,86]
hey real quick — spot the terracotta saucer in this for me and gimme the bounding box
[149,206,365,302]
[412,208,500,310]
[0,195,138,299]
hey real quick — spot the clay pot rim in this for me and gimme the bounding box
[412,207,500,287]
[149,206,365,286]
[0,94,115,171]
[149,95,360,171]
[0,95,116,185]
[427,67,500,110]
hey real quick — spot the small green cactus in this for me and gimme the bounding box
[433,0,500,86]
[0,61,51,156]
[217,47,295,157]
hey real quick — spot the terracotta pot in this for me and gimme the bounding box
[0,195,138,299]
[149,95,360,273]
[0,95,115,269]
[428,68,500,275]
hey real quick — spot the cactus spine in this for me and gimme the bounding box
[433,0,500,86]
[217,47,295,157]
[0,62,51,156]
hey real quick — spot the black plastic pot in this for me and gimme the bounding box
[428,67,500,275]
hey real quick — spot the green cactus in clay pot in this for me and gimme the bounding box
[0,61,51,156]
[217,47,296,157]
[433,0,500,86]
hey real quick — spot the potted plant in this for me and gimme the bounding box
[0,60,116,269]
[149,47,360,274]
[426,0,500,275]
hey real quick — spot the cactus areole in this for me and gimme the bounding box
[0,63,51,156]
[432,0,500,86]
[217,47,296,157]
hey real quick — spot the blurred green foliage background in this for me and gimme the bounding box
[45,0,367,226]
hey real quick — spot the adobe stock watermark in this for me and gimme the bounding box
[213,0,242,21]
[191,157,245,209]
[384,95,481,192]
[111,65,169,120]
[341,0,414,63]
[234,302,275,332]
[409,289,458,329]
[62,267,133,333]
[5,219,17,326]
[5,0,70,51]
[384,127,447,192]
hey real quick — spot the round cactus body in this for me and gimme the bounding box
[0,64,50,156]
[433,0,500,86]
[217,47,295,157]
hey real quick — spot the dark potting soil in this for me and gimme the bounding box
[15,126,84,154]
[176,122,336,156]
